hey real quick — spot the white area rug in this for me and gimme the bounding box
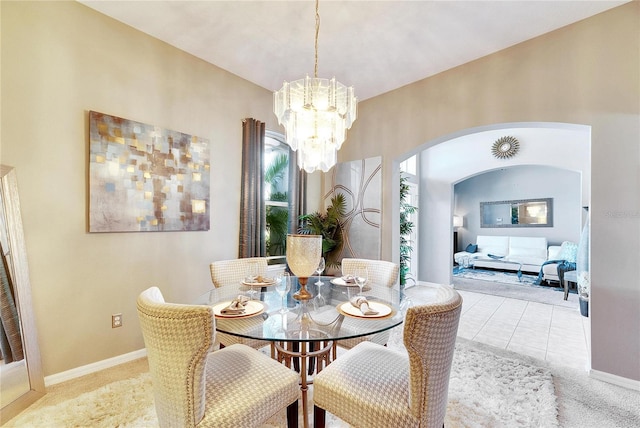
[451,271,578,309]
[453,266,540,286]
[7,373,157,427]
[8,339,558,427]
[446,340,557,427]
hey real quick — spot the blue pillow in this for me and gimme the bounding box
[465,244,478,253]
[559,241,578,263]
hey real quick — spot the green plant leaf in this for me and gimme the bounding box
[400,174,418,285]
[298,193,346,270]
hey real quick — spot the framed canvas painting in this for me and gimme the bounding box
[89,111,210,232]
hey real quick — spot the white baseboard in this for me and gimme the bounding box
[44,349,147,387]
[590,368,640,391]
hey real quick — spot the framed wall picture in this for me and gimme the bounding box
[89,111,210,232]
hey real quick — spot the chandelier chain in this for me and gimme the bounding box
[314,0,319,78]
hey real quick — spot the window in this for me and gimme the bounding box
[400,156,417,176]
[400,155,419,285]
[264,132,290,265]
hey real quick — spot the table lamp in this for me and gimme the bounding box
[286,234,322,301]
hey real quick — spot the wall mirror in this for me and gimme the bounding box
[0,165,45,424]
[480,198,553,228]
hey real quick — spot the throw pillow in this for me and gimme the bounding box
[559,241,578,263]
[465,243,478,253]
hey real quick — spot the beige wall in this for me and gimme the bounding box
[1,1,279,375]
[2,1,638,383]
[339,2,639,381]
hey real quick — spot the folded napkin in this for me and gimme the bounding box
[341,275,356,284]
[350,296,379,315]
[221,295,250,314]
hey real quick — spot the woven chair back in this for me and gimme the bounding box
[137,287,214,427]
[403,286,462,427]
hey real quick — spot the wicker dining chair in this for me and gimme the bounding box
[209,257,270,349]
[313,285,462,428]
[137,286,300,428]
[339,258,400,349]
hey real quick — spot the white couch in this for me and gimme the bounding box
[454,235,549,274]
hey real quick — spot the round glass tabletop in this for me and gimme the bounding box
[193,276,407,343]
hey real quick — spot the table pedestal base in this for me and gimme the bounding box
[273,338,334,428]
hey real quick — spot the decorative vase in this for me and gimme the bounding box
[579,296,589,317]
[286,234,322,301]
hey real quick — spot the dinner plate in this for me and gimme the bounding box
[330,277,370,286]
[330,277,354,286]
[337,301,393,318]
[241,278,277,287]
[330,277,371,290]
[212,300,265,318]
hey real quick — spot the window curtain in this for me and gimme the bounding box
[239,118,266,258]
[239,118,307,258]
[288,152,307,234]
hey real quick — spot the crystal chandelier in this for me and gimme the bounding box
[273,0,357,173]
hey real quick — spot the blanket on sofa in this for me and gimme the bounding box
[535,260,576,285]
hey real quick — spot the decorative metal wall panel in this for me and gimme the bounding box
[324,157,381,262]
[89,111,210,232]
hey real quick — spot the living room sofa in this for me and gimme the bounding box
[454,235,549,274]
[541,244,563,282]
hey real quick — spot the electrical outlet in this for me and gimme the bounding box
[112,313,122,328]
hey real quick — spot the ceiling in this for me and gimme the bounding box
[79,0,628,101]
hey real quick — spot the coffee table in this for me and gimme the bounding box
[467,256,523,281]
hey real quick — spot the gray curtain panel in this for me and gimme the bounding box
[239,119,306,259]
[289,153,306,234]
[239,118,266,258]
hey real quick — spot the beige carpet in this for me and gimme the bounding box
[7,338,561,427]
[6,282,639,427]
[7,340,640,427]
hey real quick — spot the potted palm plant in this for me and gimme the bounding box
[298,193,346,274]
[400,175,417,288]
[265,153,288,257]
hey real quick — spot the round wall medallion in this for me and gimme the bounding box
[492,136,520,159]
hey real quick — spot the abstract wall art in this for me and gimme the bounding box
[89,111,210,232]
[323,156,382,260]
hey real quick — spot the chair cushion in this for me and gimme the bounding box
[199,344,300,427]
[314,342,418,428]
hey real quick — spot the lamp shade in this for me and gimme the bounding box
[453,215,463,228]
[286,234,322,277]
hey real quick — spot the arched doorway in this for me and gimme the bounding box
[410,122,590,285]
[395,122,591,370]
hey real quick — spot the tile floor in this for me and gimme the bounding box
[454,289,591,371]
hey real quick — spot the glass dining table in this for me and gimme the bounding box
[194,275,408,428]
